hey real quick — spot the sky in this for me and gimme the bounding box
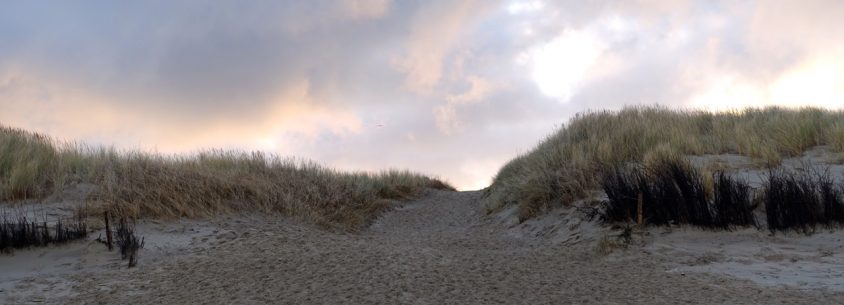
[1,0,843,190]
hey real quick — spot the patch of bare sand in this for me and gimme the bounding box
[3,189,843,304]
[646,227,844,291]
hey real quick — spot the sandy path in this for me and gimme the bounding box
[4,190,843,304]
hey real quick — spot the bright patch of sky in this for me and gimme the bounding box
[529,29,606,101]
[1,0,843,189]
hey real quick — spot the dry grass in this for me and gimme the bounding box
[0,125,454,230]
[830,122,844,152]
[594,233,619,256]
[484,106,844,220]
[595,227,632,256]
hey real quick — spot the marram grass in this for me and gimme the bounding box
[0,125,454,230]
[484,106,844,220]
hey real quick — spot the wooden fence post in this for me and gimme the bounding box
[104,211,113,251]
[637,193,644,226]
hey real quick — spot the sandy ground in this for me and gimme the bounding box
[3,189,844,304]
[3,147,844,304]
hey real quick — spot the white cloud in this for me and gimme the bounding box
[529,29,606,101]
[770,52,844,107]
[506,0,544,15]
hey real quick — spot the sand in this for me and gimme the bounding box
[2,189,843,304]
[3,147,844,304]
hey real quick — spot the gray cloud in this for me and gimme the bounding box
[1,0,843,189]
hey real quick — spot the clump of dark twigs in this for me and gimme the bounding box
[0,213,87,253]
[114,218,144,267]
[601,158,756,229]
[763,168,844,233]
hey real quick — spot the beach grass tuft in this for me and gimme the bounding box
[485,106,844,220]
[0,125,454,230]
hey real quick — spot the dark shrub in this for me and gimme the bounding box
[764,168,844,233]
[816,170,844,225]
[601,159,755,229]
[0,213,87,253]
[115,218,144,267]
[646,159,711,226]
[712,172,756,228]
[601,158,712,226]
[764,169,819,233]
[601,165,647,223]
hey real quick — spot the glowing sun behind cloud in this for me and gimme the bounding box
[690,53,844,111]
[770,53,844,108]
[529,30,605,101]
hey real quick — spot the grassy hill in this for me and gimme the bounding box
[484,106,844,221]
[0,125,453,230]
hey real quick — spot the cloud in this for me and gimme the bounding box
[339,0,392,19]
[528,29,606,101]
[435,75,496,133]
[2,0,843,190]
[522,0,844,111]
[0,70,361,154]
[392,0,495,94]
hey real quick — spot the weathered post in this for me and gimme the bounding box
[104,211,113,251]
[43,222,49,243]
[637,193,644,226]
